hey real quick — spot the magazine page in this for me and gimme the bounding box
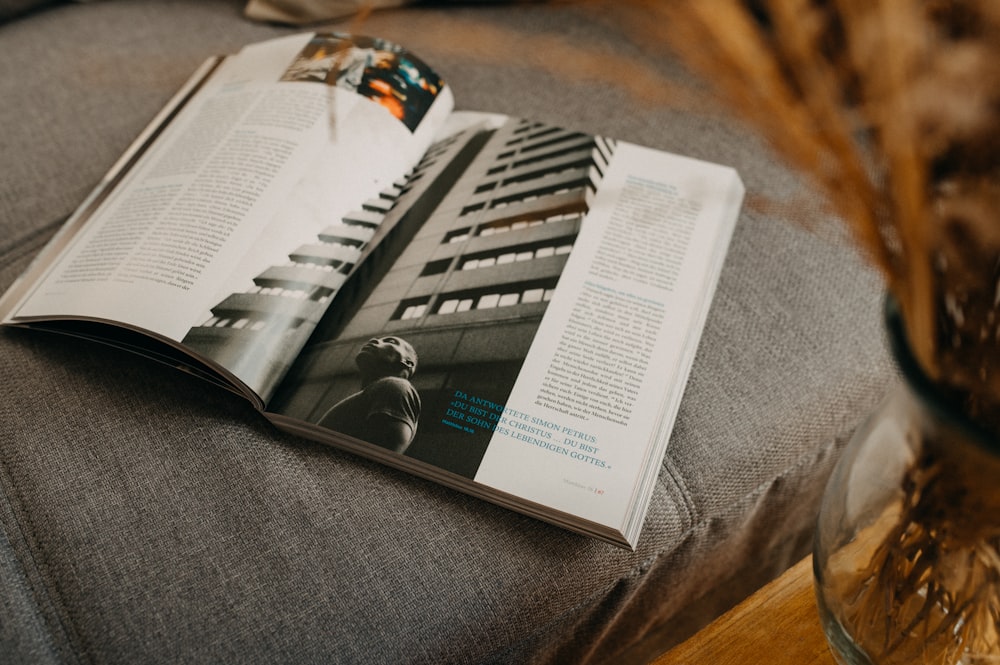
[1,32,453,398]
[472,143,743,542]
[264,111,743,546]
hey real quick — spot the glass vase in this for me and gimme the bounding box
[814,300,1000,665]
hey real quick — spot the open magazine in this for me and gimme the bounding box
[0,33,744,549]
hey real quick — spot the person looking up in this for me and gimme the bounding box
[318,336,421,454]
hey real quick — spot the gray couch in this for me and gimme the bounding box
[0,1,894,663]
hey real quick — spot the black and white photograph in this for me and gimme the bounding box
[267,116,617,477]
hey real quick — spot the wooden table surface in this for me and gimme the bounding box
[652,556,837,664]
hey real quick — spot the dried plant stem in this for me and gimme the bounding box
[592,0,1000,419]
[603,1,1000,660]
[867,2,938,385]
[830,438,1000,662]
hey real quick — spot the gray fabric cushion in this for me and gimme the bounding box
[0,1,893,663]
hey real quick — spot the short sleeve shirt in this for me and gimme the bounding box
[318,377,421,444]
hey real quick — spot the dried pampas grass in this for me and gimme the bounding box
[591,0,1000,428]
[587,3,1000,661]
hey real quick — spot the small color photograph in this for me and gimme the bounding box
[281,33,444,132]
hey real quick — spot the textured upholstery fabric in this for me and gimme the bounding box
[0,1,894,663]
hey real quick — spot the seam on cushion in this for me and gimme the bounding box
[491,430,846,664]
[0,450,87,664]
[478,378,886,663]
[0,216,83,662]
[659,456,694,535]
[523,413,870,665]
[646,388,887,568]
[0,217,67,271]
[581,452,833,663]
[643,424,851,570]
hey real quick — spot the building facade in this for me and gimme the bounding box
[204,116,615,477]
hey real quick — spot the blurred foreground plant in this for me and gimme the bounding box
[601,0,1000,428]
[596,3,1000,661]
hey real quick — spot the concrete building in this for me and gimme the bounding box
[218,116,614,477]
[180,119,487,399]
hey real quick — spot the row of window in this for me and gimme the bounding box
[503,126,578,151]
[248,285,330,301]
[459,178,593,217]
[477,158,597,194]
[202,317,268,331]
[491,183,584,210]
[445,211,582,244]
[507,122,556,141]
[484,212,581,236]
[284,259,344,272]
[397,282,557,321]
[460,242,573,271]
[436,287,554,314]
[199,287,332,330]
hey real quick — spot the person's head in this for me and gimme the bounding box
[355,336,418,383]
